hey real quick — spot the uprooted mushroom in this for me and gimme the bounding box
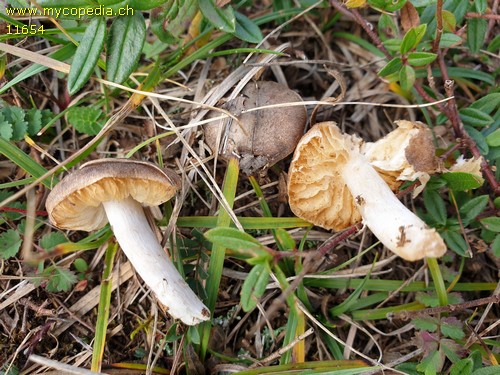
[287,121,447,261]
[46,159,210,325]
[204,80,307,175]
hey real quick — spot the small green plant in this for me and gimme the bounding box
[0,104,53,141]
[66,106,106,136]
[379,24,437,91]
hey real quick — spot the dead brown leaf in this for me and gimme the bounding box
[401,2,420,32]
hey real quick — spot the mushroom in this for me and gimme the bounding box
[46,159,210,325]
[288,122,447,261]
[363,120,440,196]
[204,81,307,175]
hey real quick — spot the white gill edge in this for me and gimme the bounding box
[102,198,209,325]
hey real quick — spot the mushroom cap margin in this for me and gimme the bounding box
[46,159,181,232]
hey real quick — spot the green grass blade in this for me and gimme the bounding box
[234,360,370,375]
[352,302,425,321]
[427,257,449,306]
[91,241,118,372]
[303,278,496,293]
[176,216,311,229]
[330,272,370,317]
[0,137,56,188]
[199,157,239,359]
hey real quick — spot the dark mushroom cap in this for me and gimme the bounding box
[204,81,307,175]
[46,159,180,232]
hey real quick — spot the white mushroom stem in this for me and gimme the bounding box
[342,148,447,261]
[102,197,209,325]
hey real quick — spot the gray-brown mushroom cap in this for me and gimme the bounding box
[204,81,307,175]
[46,159,181,232]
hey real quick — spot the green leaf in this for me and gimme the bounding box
[488,34,500,53]
[469,350,484,372]
[39,232,67,251]
[400,28,417,55]
[441,230,468,257]
[441,318,465,340]
[416,349,442,375]
[442,10,456,32]
[495,197,500,209]
[472,366,500,375]
[441,339,462,364]
[470,93,500,115]
[187,325,200,345]
[198,0,235,33]
[26,108,43,135]
[459,108,494,128]
[234,11,263,43]
[492,235,500,257]
[407,52,437,66]
[0,229,22,259]
[439,33,463,48]
[4,107,28,141]
[442,172,484,191]
[459,195,489,222]
[275,228,295,251]
[67,17,106,95]
[128,0,168,10]
[464,126,489,155]
[204,227,270,262]
[382,38,402,52]
[73,258,89,273]
[485,130,500,147]
[423,189,447,226]
[399,64,415,92]
[480,217,500,232]
[467,18,487,54]
[413,317,439,332]
[0,112,13,140]
[368,0,407,12]
[66,106,105,135]
[46,267,78,292]
[450,358,474,375]
[400,24,426,55]
[473,0,487,14]
[378,13,398,38]
[416,291,441,307]
[38,0,90,6]
[240,263,270,312]
[150,0,198,44]
[107,12,146,84]
[378,57,403,77]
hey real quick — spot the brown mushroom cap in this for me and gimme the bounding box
[204,81,307,175]
[288,121,362,231]
[46,159,181,232]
